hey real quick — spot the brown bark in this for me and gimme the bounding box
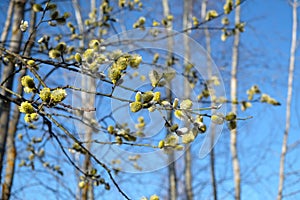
[0,1,14,47]
[0,0,15,178]
[2,4,36,199]
[0,0,26,184]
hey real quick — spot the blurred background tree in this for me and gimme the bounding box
[0,0,297,200]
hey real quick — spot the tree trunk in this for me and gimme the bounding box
[0,0,14,54]
[2,4,36,199]
[72,0,95,199]
[230,1,241,200]
[72,1,83,198]
[277,1,298,200]
[0,0,26,184]
[183,0,193,199]
[81,77,95,200]
[162,0,177,199]
[201,1,218,199]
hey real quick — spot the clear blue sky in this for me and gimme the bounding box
[1,0,300,199]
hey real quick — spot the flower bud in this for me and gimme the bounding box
[135,92,142,102]
[21,76,35,89]
[108,68,121,85]
[130,102,143,112]
[180,99,193,109]
[142,91,154,103]
[75,53,82,63]
[158,140,165,149]
[39,87,51,102]
[19,101,35,114]
[172,98,178,108]
[51,88,67,103]
[211,113,225,124]
[33,4,43,12]
[182,132,195,144]
[225,112,236,121]
[153,92,161,102]
[49,49,61,59]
